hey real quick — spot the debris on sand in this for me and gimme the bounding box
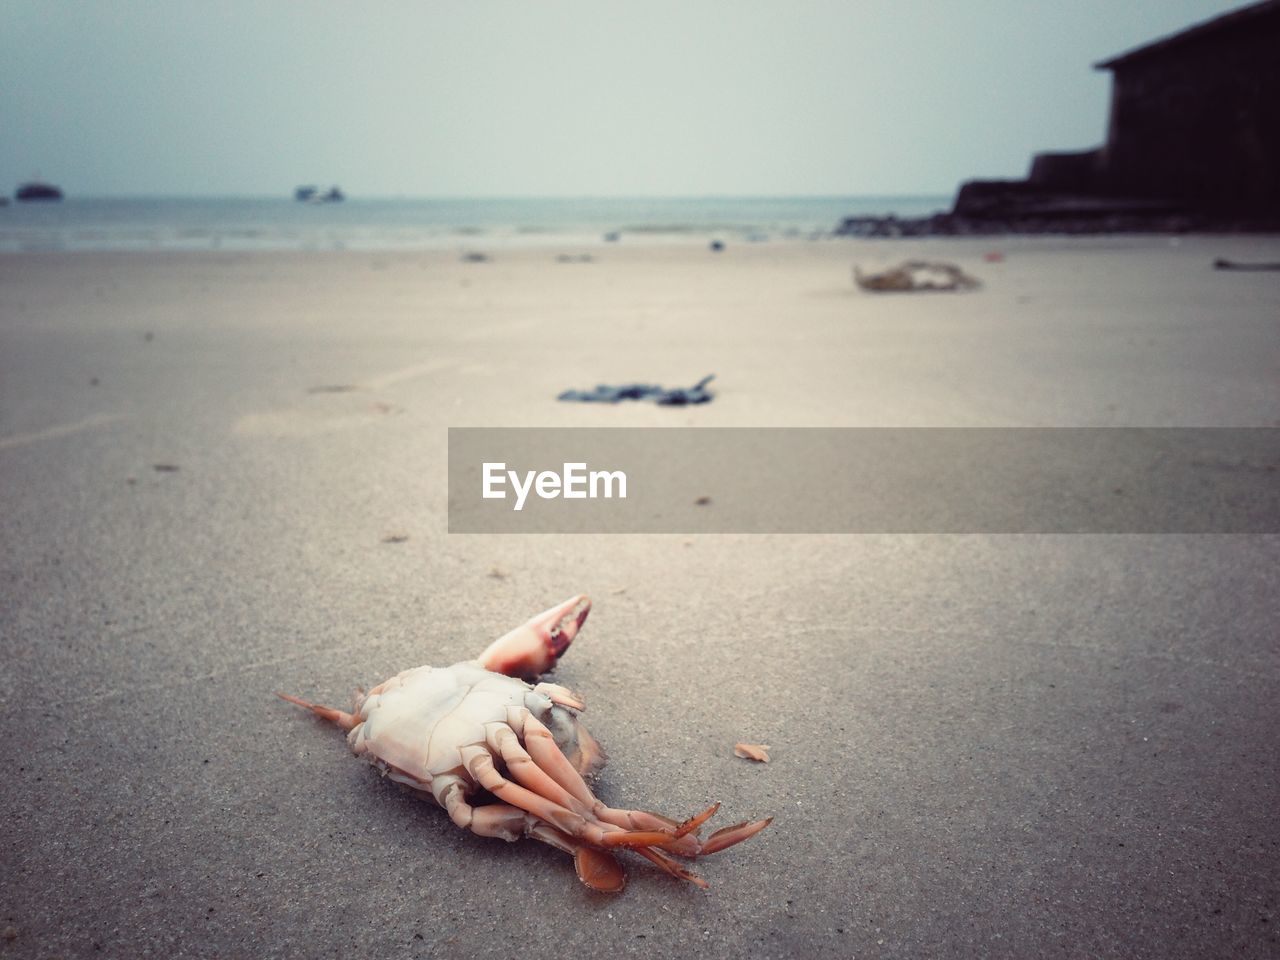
[487,566,508,580]
[734,743,771,763]
[381,533,409,544]
[461,252,491,263]
[1213,258,1280,271]
[694,496,712,506]
[854,261,980,293]
[307,384,358,394]
[153,464,180,473]
[558,374,715,406]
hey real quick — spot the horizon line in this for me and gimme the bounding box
[3,190,956,202]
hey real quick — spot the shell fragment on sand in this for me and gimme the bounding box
[734,743,771,763]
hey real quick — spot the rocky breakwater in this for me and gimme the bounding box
[835,182,1203,238]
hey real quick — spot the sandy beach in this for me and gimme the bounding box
[2,236,1279,958]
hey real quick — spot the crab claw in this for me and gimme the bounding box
[477,595,591,679]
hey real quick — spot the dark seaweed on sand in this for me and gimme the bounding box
[557,374,715,406]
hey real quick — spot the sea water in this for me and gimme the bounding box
[0,195,949,253]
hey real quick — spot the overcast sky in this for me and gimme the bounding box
[0,0,1247,198]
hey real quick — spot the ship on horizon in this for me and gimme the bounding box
[294,185,344,203]
[15,180,64,201]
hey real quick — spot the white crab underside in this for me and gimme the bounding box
[348,661,563,783]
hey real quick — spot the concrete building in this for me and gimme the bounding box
[955,0,1280,224]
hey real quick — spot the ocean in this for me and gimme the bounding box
[0,195,949,253]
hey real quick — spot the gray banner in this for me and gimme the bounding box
[448,428,1280,533]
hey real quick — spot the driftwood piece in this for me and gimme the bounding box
[854,260,980,293]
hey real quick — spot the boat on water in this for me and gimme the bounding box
[16,181,63,201]
[294,185,344,203]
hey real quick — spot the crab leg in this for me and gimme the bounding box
[461,746,678,849]
[516,710,753,856]
[526,824,627,893]
[489,723,729,889]
[697,816,775,854]
[435,767,626,893]
[516,711,599,807]
[434,775,546,845]
[634,846,710,889]
[515,711,698,846]
[433,774,484,830]
[477,595,591,679]
[489,725,592,815]
[275,692,360,731]
[494,723,708,847]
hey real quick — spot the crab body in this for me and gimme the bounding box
[279,595,769,892]
[347,661,604,799]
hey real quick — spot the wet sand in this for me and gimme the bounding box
[2,237,1278,959]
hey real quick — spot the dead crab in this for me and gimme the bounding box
[278,595,770,892]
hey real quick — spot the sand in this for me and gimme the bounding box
[1,236,1278,959]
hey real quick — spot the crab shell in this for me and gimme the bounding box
[279,595,770,892]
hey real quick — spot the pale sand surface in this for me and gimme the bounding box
[1,237,1278,958]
